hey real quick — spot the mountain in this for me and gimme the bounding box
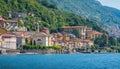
[0,0,104,33]
[49,0,120,37]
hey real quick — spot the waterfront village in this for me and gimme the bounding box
[0,12,103,54]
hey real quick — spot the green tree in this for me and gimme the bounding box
[33,40,36,45]
[72,29,81,38]
[94,34,106,47]
[109,37,117,46]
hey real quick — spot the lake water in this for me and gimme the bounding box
[0,53,120,69]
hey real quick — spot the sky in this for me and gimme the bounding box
[98,0,120,10]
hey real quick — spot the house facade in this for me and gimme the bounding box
[32,32,52,46]
[3,20,18,30]
[16,32,26,48]
[86,30,103,39]
[1,33,17,49]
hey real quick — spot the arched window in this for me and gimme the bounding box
[37,39,41,41]
[33,40,36,45]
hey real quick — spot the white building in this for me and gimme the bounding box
[1,33,17,49]
[32,32,52,46]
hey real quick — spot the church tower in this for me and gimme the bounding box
[35,22,39,33]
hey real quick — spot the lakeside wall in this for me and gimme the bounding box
[0,49,62,54]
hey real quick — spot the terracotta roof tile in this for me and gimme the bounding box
[2,33,15,37]
[62,26,84,29]
[3,20,17,23]
[0,16,5,21]
[92,31,103,35]
[79,39,92,42]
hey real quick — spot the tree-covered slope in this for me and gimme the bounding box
[49,0,120,36]
[0,0,103,33]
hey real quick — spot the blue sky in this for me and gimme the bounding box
[98,0,120,10]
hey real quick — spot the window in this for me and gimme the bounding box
[37,39,41,41]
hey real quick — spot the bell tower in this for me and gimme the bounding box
[35,22,39,33]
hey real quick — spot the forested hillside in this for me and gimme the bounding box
[0,0,103,33]
[49,0,120,36]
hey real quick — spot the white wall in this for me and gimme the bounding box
[2,37,17,49]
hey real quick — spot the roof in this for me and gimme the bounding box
[72,38,79,42]
[0,16,5,21]
[3,20,17,23]
[33,32,51,37]
[92,31,103,35]
[2,33,15,37]
[62,26,84,29]
[57,33,63,37]
[0,16,17,23]
[15,32,30,38]
[79,39,92,43]
[86,28,92,31]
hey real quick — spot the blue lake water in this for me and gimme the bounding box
[0,53,120,69]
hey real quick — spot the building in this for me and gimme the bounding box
[1,33,17,49]
[40,27,50,34]
[62,26,87,39]
[86,30,103,39]
[6,12,27,19]
[79,39,94,48]
[32,32,52,46]
[16,32,26,48]
[0,16,18,31]
[3,20,18,30]
[62,26,103,40]
[32,22,52,46]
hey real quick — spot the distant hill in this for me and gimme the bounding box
[0,0,104,33]
[49,0,120,37]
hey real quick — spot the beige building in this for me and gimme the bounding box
[32,32,52,46]
[62,26,103,40]
[86,30,103,39]
[1,33,17,49]
[62,26,87,39]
